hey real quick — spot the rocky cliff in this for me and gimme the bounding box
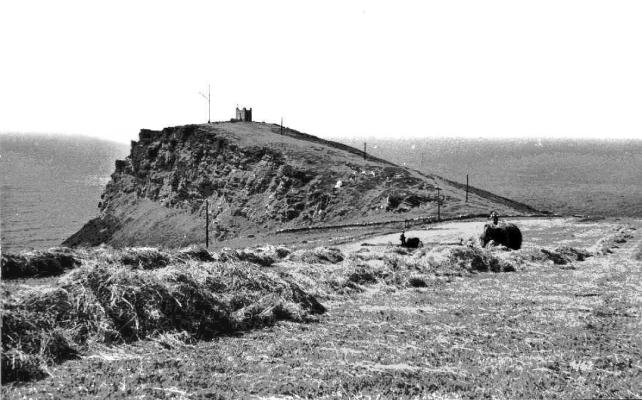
[63,122,538,247]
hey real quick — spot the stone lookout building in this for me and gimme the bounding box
[235,107,252,122]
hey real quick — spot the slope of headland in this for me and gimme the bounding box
[63,122,541,248]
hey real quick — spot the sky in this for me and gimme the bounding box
[1,0,641,143]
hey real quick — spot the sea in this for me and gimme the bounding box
[343,137,642,219]
[0,134,128,252]
[2,133,641,253]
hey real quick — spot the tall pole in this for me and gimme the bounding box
[466,174,469,203]
[205,199,209,248]
[199,85,211,123]
[436,187,441,222]
[363,142,367,161]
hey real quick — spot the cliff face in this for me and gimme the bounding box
[64,122,538,248]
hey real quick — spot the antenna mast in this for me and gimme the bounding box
[199,85,211,123]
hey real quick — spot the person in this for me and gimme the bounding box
[400,230,406,246]
[490,211,500,226]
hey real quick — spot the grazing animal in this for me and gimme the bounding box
[404,237,422,248]
[400,231,423,248]
[480,222,522,250]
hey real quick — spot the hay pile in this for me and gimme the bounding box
[1,246,218,280]
[2,260,324,383]
[396,245,518,275]
[286,247,345,264]
[89,246,221,269]
[226,245,292,267]
[431,246,517,273]
[1,247,80,279]
[592,225,635,255]
[278,245,519,299]
[511,246,592,267]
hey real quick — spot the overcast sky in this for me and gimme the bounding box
[1,1,641,143]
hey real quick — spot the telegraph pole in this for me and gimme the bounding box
[466,174,469,202]
[199,85,211,123]
[363,142,367,161]
[436,187,441,222]
[205,199,209,248]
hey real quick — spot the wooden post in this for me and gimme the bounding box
[466,174,469,203]
[436,187,441,222]
[363,142,367,161]
[205,199,209,248]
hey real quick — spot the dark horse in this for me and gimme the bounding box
[480,222,522,250]
[400,231,423,248]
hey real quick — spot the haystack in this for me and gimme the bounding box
[2,259,324,383]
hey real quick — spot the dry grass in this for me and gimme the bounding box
[1,245,220,280]
[276,244,520,300]
[591,225,636,255]
[1,254,324,383]
[225,244,292,267]
[286,247,345,264]
[2,219,640,398]
[1,248,80,279]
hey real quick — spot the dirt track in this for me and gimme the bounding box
[3,218,641,399]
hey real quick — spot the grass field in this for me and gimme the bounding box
[2,218,641,399]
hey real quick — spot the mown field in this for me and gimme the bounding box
[2,218,641,399]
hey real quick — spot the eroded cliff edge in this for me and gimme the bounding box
[64,122,538,247]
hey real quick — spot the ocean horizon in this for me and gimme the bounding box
[0,134,128,252]
[2,134,641,252]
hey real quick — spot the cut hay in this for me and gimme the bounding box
[286,247,344,264]
[118,247,172,269]
[279,245,519,300]
[277,260,377,299]
[591,225,635,255]
[1,247,80,279]
[1,246,219,280]
[228,245,292,267]
[512,246,591,266]
[175,245,216,262]
[1,260,324,383]
[441,246,517,273]
[400,246,518,275]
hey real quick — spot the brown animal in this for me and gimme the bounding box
[400,231,423,248]
[480,222,522,250]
